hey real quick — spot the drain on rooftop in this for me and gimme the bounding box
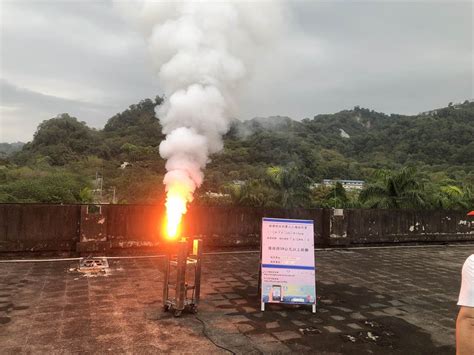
[79,257,109,273]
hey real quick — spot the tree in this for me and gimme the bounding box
[265,165,311,208]
[324,182,349,208]
[225,180,276,207]
[310,182,362,208]
[79,187,94,203]
[0,172,90,203]
[359,167,427,209]
[16,113,99,165]
[429,185,473,210]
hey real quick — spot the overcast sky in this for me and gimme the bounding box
[1,0,472,143]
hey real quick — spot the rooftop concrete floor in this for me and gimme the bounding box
[0,244,472,354]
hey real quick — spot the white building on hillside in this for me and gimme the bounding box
[321,179,365,190]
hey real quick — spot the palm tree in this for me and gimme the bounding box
[226,180,275,207]
[463,186,474,208]
[432,185,465,209]
[324,182,350,208]
[265,165,311,208]
[359,167,427,209]
[430,184,473,210]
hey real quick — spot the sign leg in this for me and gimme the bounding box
[261,302,265,312]
[312,303,316,314]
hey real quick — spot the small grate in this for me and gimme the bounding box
[79,257,109,272]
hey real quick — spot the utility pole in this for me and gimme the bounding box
[93,171,103,204]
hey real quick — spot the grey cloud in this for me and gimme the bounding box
[0,79,114,141]
[1,0,161,142]
[0,0,472,142]
[1,1,160,101]
[240,1,472,119]
[1,79,108,112]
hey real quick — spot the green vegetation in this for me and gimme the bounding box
[1,97,473,210]
[0,163,92,203]
[224,165,311,208]
[0,142,24,158]
[311,182,357,209]
[360,167,427,209]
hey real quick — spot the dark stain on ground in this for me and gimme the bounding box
[0,302,13,312]
[0,317,11,324]
[0,283,30,326]
[218,282,454,354]
[12,305,29,310]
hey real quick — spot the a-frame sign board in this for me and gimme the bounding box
[260,217,316,313]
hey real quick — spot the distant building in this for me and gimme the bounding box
[205,192,228,198]
[320,179,365,190]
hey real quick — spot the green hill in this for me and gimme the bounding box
[1,98,473,205]
[205,101,474,189]
[0,142,24,158]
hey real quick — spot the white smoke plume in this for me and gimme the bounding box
[116,1,284,214]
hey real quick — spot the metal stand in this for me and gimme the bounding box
[163,238,203,317]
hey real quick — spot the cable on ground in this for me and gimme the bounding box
[193,314,236,355]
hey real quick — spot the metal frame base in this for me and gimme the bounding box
[162,238,203,317]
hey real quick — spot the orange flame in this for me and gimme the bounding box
[164,185,188,239]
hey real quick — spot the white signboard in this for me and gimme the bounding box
[261,217,316,312]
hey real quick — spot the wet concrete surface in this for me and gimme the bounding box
[0,244,472,354]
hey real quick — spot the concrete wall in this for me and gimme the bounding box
[183,206,328,248]
[79,205,326,251]
[0,204,472,253]
[343,209,474,244]
[0,204,80,252]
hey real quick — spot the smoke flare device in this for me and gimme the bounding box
[163,238,203,317]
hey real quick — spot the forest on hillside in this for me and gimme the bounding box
[0,97,473,209]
